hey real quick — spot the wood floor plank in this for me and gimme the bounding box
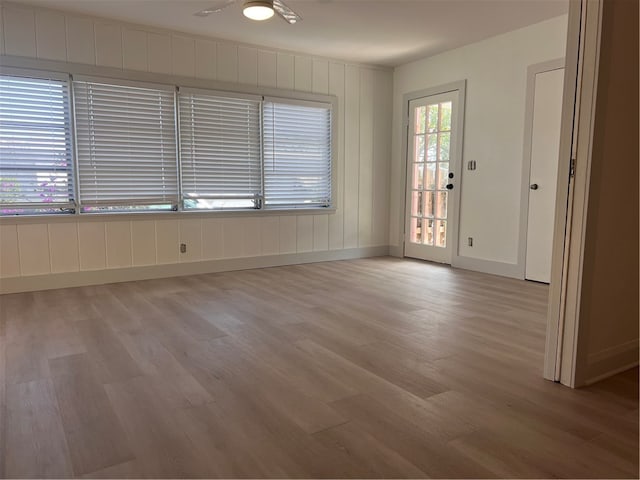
[329,393,497,478]
[49,354,135,476]
[0,257,637,478]
[313,421,428,478]
[4,379,74,478]
[73,318,143,384]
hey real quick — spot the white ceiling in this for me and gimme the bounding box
[15,0,569,67]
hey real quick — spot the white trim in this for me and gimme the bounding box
[518,58,565,281]
[0,246,390,294]
[0,206,337,225]
[544,0,597,383]
[557,0,604,388]
[451,256,522,279]
[72,74,177,92]
[585,340,639,385]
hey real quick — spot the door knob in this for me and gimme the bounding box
[446,184,454,190]
[530,183,539,190]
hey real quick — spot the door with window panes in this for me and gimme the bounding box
[405,91,460,264]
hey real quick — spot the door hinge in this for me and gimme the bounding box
[569,157,576,178]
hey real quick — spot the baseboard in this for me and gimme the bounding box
[452,255,524,279]
[0,246,390,294]
[389,245,403,257]
[584,339,640,385]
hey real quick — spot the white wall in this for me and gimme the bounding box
[0,2,392,293]
[390,15,568,275]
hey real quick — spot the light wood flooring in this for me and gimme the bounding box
[0,257,638,478]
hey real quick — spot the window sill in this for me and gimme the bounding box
[0,207,338,225]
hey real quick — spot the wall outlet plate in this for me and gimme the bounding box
[180,243,187,253]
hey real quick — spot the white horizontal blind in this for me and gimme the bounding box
[179,89,261,209]
[73,79,178,209]
[0,73,74,212]
[263,100,332,207]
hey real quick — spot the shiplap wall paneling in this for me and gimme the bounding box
[17,224,50,275]
[195,39,217,80]
[106,221,133,268]
[155,219,179,264]
[49,223,79,273]
[279,216,297,254]
[148,32,171,74]
[202,218,224,260]
[131,220,156,266]
[313,215,329,252]
[3,4,36,57]
[217,42,238,83]
[0,2,393,287]
[296,216,314,253]
[172,35,195,78]
[260,217,279,255]
[0,225,21,277]
[78,222,106,271]
[372,70,392,245]
[243,217,262,257]
[312,58,330,252]
[94,22,122,68]
[179,219,203,263]
[222,217,244,259]
[66,16,95,64]
[276,52,294,90]
[0,5,5,55]
[257,50,277,88]
[358,68,375,247]
[329,62,346,250]
[123,28,148,72]
[294,55,312,92]
[343,65,360,249]
[238,46,258,86]
[16,224,50,276]
[35,10,66,61]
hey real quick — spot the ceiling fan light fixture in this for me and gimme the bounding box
[243,0,275,21]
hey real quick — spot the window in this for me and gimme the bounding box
[0,71,74,215]
[179,89,261,210]
[263,99,332,208]
[0,67,335,216]
[73,78,178,212]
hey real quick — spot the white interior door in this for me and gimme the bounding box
[405,90,460,264]
[525,68,565,282]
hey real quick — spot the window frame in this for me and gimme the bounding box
[262,96,334,209]
[177,86,264,212]
[0,67,77,214]
[72,75,180,213]
[0,57,337,222]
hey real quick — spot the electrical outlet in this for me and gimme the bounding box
[180,243,187,253]
[467,160,477,171]
[468,237,474,247]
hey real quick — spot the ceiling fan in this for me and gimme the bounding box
[194,0,302,24]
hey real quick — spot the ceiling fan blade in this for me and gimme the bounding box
[194,0,238,17]
[273,0,302,24]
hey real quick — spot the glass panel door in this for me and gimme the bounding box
[405,90,460,264]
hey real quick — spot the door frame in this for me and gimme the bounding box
[401,80,467,263]
[543,0,603,386]
[518,58,565,281]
